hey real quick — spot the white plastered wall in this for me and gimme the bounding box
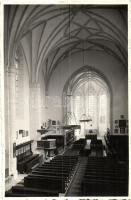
[47,50,128,131]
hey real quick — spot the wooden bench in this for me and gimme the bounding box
[32,170,71,180]
[24,155,78,193]
[81,156,128,196]
[34,166,72,172]
[42,162,76,167]
[85,170,127,178]
[32,168,73,177]
[51,161,77,165]
[84,174,127,181]
[51,158,77,162]
[81,179,127,196]
[7,155,78,196]
[53,156,78,161]
[41,163,75,168]
[6,185,59,197]
[24,175,67,193]
[33,167,74,178]
[16,141,41,173]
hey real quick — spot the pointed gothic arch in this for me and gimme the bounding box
[63,66,113,136]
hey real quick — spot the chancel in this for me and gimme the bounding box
[4,4,128,197]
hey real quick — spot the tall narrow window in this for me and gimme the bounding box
[15,47,24,119]
[63,68,111,137]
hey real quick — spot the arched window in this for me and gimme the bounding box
[15,46,30,132]
[15,47,24,119]
[63,67,111,137]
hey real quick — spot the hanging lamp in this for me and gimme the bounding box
[79,113,92,122]
[87,69,92,122]
[79,40,92,123]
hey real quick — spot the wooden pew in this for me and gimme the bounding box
[24,175,67,193]
[90,139,103,151]
[36,165,72,170]
[32,169,71,177]
[50,161,77,166]
[16,140,41,173]
[41,163,75,169]
[33,168,74,180]
[42,161,77,166]
[32,168,73,176]
[31,171,71,184]
[85,170,127,178]
[53,155,78,161]
[81,157,128,196]
[51,158,77,162]
[24,155,78,193]
[84,174,127,181]
[105,134,128,161]
[6,184,59,197]
[34,166,72,172]
[81,179,127,196]
[33,166,75,176]
[6,155,78,196]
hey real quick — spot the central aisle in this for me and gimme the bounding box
[65,156,88,196]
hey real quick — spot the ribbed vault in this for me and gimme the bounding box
[4,5,127,84]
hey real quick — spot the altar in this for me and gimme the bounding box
[79,116,92,138]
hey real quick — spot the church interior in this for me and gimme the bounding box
[4,4,129,197]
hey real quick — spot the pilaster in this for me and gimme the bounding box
[29,83,42,145]
[6,66,17,178]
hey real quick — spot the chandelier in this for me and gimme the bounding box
[79,40,92,123]
[79,113,92,122]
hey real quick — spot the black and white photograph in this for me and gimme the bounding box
[2,2,130,198]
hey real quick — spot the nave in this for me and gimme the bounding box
[4,4,128,197]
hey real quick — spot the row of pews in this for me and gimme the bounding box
[64,138,103,157]
[63,138,86,156]
[90,139,103,151]
[72,138,86,150]
[16,140,42,173]
[104,134,128,161]
[5,155,78,197]
[81,156,128,196]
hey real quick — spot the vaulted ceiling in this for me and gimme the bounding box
[4,5,127,84]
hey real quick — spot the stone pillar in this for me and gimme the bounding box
[6,66,17,178]
[29,83,42,151]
